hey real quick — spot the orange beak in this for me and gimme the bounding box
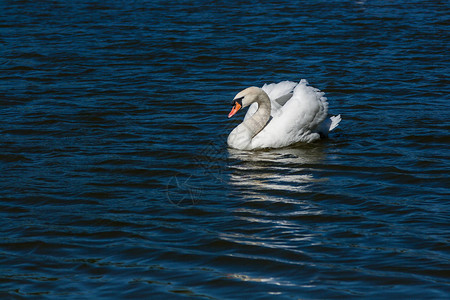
[228,102,242,118]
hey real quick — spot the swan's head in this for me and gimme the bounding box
[228,87,262,118]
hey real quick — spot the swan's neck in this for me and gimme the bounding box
[241,93,271,138]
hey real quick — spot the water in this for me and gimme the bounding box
[1,0,449,298]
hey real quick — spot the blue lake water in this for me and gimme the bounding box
[1,0,449,298]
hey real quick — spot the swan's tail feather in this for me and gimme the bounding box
[329,114,341,131]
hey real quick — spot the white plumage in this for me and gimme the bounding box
[227,79,341,150]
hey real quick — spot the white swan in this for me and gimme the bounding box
[227,79,341,150]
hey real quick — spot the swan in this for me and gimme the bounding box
[227,79,341,150]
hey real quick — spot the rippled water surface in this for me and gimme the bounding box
[1,0,449,298]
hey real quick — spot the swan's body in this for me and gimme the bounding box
[227,79,341,150]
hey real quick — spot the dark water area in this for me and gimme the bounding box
[1,0,449,298]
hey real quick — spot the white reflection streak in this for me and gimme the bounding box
[228,146,327,198]
[226,273,297,287]
[222,146,327,290]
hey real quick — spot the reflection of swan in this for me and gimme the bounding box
[224,146,327,275]
[228,146,327,198]
[227,79,341,150]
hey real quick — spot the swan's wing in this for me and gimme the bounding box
[262,80,297,101]
[252,80,329,148]
[270,93,294,118]
[274,93,293,107]
[289,79,329,131]
[244,81,297,121]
